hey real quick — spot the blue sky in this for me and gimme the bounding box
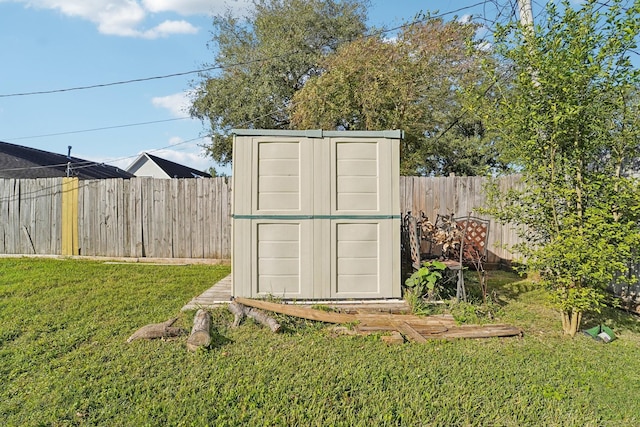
[0,0,519,175]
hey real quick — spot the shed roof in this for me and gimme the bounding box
[232,129,404,139]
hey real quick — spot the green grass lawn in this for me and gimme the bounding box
[2,258,640,426]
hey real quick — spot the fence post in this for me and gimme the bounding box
[61,177,79,255]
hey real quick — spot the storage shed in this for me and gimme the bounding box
[232,129,402,299]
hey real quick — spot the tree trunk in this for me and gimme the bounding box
[228,300,247,328]
[561,310,582,337]
[187,309,212,351]
[246,307,282,333]
[561,312,569,334]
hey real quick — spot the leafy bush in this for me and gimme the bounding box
[404,260,447,300]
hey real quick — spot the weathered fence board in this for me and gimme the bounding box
[0,175,526,263]
[398,175,524,265]
[0,177,233,259]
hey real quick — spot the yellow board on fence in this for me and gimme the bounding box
[61,177,79,256]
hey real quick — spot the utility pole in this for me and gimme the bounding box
[517,0,538,86]
[517,0,534,30]
[66,145,72,178]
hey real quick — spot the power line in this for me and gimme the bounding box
[0,56,292,98]
[0,2,488,99]
[96,105,290,168]
[0,1,503,176]
[0,2,494,146]
[0,102,288,173]
[4,117,191,141]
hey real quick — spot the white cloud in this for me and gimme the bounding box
[6,0,206,38]
[141,20,198,38]
[477,41,492,52]
[167,136,186,145]
[142,0,252,16]
[151,92,192,117]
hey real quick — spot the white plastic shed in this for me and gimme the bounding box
[231,129,402,299]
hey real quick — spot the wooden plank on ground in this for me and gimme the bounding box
[235,297,356,324]
[234,298,522,340]
[356,313,457,327]
[434,324,523,339]
[357,324,449,334]
[393,321,427,343]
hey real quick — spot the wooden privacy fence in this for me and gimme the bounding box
[0,177,231,259]
[399,175,523,265]
[0,175,520,263]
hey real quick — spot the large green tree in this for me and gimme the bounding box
[486,0,640,336]
[190,0,368,165]
[290,18,506,176]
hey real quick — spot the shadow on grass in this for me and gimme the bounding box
[470,269,535,305]
[210,328,233,348]
[582,305,640,334]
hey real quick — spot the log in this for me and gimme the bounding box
[126,317,184,343]
[228,301,281,333]
[186,309,212,351]
[246,307,282,333]
[228,300,246,328]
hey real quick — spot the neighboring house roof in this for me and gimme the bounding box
[0,141,134,179]
[126,152,212,179]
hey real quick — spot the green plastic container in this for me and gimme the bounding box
[583,325,616,343]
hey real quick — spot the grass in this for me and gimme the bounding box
[2,258,640,426]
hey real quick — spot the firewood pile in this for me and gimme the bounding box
[420,213,463,257]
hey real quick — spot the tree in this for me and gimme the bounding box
[485,0,640,336]
[190,0,369,165]
[290,18,506,176]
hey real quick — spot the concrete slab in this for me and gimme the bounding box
[182,273,411,314]
[182,274,233,311]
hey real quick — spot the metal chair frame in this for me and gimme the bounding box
[402,212,491,302]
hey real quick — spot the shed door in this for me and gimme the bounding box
[248,138,315,298]
[252,220,314,298]
[328,138,399,298]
